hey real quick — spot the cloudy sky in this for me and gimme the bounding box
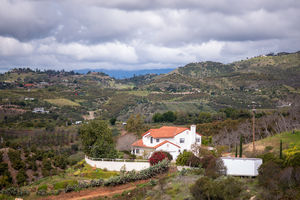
[0,0,300,71]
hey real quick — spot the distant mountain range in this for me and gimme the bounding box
[74,68,175,79]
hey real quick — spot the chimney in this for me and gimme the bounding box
[190,125,196,146]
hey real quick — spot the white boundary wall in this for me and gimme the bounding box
[221,157,263,176]
[85,156,150,171]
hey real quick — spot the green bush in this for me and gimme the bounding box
[38,184,48,191]
[0,194,13,200]
[16,169,28,186]
[53,180,78,190]
[190,176,248,200]
[0,187,29,197]
[104,159,169,186]
[176,151,200,167]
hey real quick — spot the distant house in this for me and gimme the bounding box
[131,125,201,160]
[32,107,49,114]
[24,97,35,101]
[75,121,82,125]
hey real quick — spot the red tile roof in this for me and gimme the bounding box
[153,140,181,149]
[142,126,188,138]
[131,139,154,148]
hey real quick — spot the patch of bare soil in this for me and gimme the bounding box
[83,111,95,120]
[41,179,149,200]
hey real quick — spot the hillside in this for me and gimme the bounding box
[0,51,299,124]
[244,130,300,153]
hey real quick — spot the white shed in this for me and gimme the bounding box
[221,157,263,176]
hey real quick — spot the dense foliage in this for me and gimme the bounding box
[190,176,249,200]
[79,119,117,158]
[176,151,201,167]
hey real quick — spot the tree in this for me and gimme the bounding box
[239,135,243,158]
[162,111,177,122]
[79,120,117,158]
[280,140,283,159]
[152,113,163,123]
[125,114,146,135]
[110,117,117,125]
[198,112,213,124]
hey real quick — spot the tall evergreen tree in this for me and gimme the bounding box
[239,135,243,158]
[280,139,283,159]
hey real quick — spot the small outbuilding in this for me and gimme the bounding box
[221,157,263,176]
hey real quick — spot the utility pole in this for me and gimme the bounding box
[252,103,256,152]
[248,101,260,152]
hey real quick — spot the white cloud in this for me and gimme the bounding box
[0,36,33,56]
[0,0,299,71]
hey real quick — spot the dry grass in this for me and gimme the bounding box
[244,130,300,154]
[45,98,80,107]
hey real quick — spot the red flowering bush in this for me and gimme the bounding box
[149,151,168,166]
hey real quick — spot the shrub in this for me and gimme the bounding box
[0,187,29,196]
[160,151,173,161]
[204,157,226,179]
[190,176,247,200]
[16,169,28,186]
[36,189,48,196]
[54,180,78,190]
[200,155,215,169]
[90,179,104,187]
[149,151,167,166]
[176,151,200,167]
[176,151,194,166]
[38,184,48,191]
[104,159,169,186]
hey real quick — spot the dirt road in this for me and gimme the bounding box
[41,179,148,200]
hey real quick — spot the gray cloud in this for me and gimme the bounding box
[0,0,299,71]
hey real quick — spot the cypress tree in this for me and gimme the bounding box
[280,139,283,159]
[239,135,243,158]
[235,144,238,158]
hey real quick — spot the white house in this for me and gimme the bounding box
[131,125,201,160]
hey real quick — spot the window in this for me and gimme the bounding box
[156,138,160,142]
[150,137,153,144]
[196,138,200,143]
[135,149,140,154]
[180,138,185,143]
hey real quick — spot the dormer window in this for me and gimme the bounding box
[180,138,185,143]
[150,137,153,144]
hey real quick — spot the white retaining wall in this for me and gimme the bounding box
[85,157,150,171]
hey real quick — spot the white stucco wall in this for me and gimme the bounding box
[156,142,181,160]
[221,157,263,176]
[85,157,150,171]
